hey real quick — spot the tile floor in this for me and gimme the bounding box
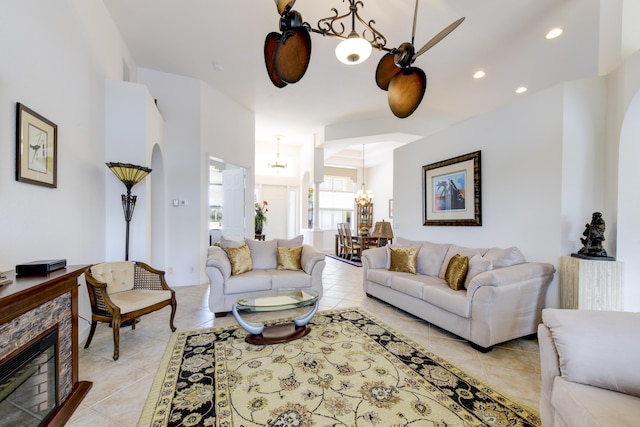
[68,257,542,426]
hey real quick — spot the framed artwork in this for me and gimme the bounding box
[389,199,393,218]
[422,150,481,226]
[16,103,57,188]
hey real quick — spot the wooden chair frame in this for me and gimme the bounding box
[84,261,177,360]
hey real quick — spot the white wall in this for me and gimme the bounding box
[0,0,136,335]
[138,68,255,286]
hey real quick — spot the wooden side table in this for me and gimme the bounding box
[559,255,624,310]
[255,234,265,241]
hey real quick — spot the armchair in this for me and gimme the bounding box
[84,261,177,360]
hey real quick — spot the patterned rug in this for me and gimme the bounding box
[138,308,540,426]
[324,253,362,267]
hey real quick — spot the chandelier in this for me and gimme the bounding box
[355,144,373,205]
[269,135,287,171]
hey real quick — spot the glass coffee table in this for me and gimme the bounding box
[232,289,319,345]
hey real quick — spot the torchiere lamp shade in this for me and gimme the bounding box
[106,162,152,190]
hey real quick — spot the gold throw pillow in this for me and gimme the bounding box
[225,244,252,275]
[277,246,303,271]
[388,246,418,274]
[445,254,469,290]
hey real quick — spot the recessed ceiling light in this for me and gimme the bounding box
[515,86,528,94]
[545,28,563,39]
[473,70,486,79]
[212,62,223,71]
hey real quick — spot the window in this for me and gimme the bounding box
[318,175,356,229]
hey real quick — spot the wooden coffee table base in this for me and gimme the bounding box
[245,324,311,345]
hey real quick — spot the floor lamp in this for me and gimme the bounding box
[106,162,152,261]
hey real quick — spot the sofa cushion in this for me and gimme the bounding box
[277,246,303,271]
[91,261,135,294]
[438,245,485,279]
[543,309,640,397]
[386,238,422,269]
[366,269,396,287]
[220,235,245,249]
[390,274,442,299]
[276,235,304,247]
[551,376,640,427]
[224,244,253,275]
[445,254,469,290]
[271,269,312,289]
[421,282,470,318]
[224,270,271,294]
[388,246,418,274]
[464,254,493,289]
[416,241,450,276]
[245,238,277,269]
[484,246,526,268]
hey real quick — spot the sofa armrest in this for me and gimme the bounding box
[466,262,555,297]
[206,246,231,280]
[301,245,325,275]
[542,308,640,397]
[362,246,387,270]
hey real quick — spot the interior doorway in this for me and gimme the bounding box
[257,185,298,239]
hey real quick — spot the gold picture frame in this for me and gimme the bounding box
[422,151,481,226]
[16,103,57,188]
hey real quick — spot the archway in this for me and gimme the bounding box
[617,88,640,311]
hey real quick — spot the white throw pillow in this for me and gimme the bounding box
[484,246,526,268]
[464,254,493,289]
[245,238,278,270]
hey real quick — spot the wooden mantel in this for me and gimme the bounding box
[0,266,92,426]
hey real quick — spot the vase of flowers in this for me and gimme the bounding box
[255,200,268,234]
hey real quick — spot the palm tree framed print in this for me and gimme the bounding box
[423,151,481,226]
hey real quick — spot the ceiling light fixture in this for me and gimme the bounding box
[473,70,486,79]
[355,144,374,206]
[545,28,563,39]
[516,86,528,94]
[269,134,287,172]
[265,0,465,119]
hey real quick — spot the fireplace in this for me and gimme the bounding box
[0,328,58,426]
[0,266,92,426]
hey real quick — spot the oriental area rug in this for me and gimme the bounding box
[138,308,540,427]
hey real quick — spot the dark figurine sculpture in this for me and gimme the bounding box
[572,212,615,260]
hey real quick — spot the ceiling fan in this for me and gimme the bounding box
[264,0,464,119]
[376,1,465,118]
[264,0,312,88]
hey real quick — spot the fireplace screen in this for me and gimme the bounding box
[0,328,58,426]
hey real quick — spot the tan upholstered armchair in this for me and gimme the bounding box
[84,261,177,360]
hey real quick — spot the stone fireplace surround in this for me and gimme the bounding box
[0,266,92,426]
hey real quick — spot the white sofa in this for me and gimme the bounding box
[362,238,555,351]
[206,236,325,317]
[538,308,640,427]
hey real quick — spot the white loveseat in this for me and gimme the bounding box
[539,308,640,427]
[362,238,555,351]
[206,236,325,317]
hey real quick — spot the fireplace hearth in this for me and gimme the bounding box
[0,266,91,426]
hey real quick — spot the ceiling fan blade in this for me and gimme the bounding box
[265,32,287,88]
[375,53,401,91]
[276,0,296,16]
[274,27,312,84]
[411,0,419,46]
[414,17,465,59]
[388,67,427,118]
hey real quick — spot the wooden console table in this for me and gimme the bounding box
[559,256,624,310]
[0,266,92,426]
